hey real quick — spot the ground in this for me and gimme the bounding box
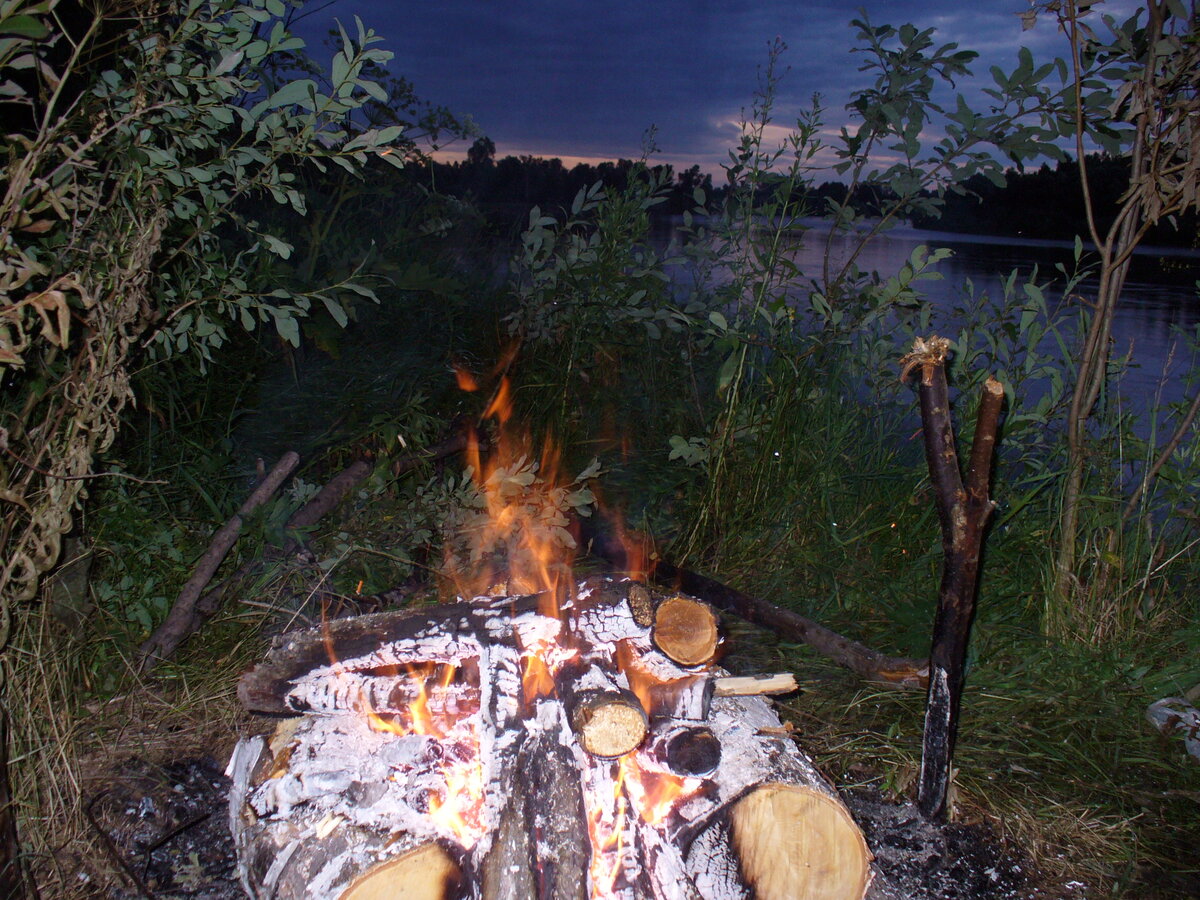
[86,753,1080,899]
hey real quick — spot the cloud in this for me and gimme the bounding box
[296,0,1104,176]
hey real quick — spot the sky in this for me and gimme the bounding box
[293,1,1138,175]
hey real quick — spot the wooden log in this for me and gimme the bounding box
[730,783,871,900]
[580,522,929,690]
[679,694,874,899]
[651,594,720,668]
[228,725,469,899]
[567,687,649,758]
[340,843,463,900]
[237,597,518,714]
[231,591,873,900]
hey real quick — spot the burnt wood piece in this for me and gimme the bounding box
[139,451,300,670]
[902,338,1003,820]
[644,725,722,777]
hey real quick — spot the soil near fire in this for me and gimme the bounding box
[90,754,1076,899]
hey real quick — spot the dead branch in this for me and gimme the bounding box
[138,451,300,670]
[903,338,1003,820]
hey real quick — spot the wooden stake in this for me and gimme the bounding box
[901,337,1003,820]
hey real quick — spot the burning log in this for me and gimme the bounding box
[644,725,722,777]
[229,578,873,899]
[566,685,649,758]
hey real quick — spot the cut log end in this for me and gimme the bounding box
[731,783,872,900]
[571,689,650,758]
[339,842,462,900]
[652,595,720,667]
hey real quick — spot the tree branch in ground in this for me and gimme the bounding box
[901,337,1003,820]
[138,451,300,670]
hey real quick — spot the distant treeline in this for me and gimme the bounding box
[431,137,714,234]
[433,140,1198,250]
[912,153,1200,249]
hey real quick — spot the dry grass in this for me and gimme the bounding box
[6,598,272,897]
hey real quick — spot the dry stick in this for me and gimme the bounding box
[582,521,929,688]
[0,712,32,900]
[651,559,929,690]
[282,430,472,552]
[902,337,1004,820]
[138,451,300,669]
[1121,385,1200,526]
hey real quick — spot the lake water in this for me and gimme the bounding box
[663,217,1200,428]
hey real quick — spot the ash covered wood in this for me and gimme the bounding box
[229,578,873,899]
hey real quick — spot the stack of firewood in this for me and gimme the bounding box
[229,577,873,899]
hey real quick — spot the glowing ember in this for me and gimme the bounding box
[353,663,488,849]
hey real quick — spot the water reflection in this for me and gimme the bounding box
[659,216,1200,428]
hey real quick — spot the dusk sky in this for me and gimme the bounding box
[296,1,1139,175]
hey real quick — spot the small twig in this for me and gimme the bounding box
[84,792,155,900]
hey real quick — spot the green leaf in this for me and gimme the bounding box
[716,350,739,395]
[708,310,728,331]
[254,79,316,115]
[274,313,300,347]
[321,295,348,327]
[261,234,293,259]
[0,15,49,39]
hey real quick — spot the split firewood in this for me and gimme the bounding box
[644,672,798,721]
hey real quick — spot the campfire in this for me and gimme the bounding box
[227,374,874,899]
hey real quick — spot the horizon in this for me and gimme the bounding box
[294,0,1145,179]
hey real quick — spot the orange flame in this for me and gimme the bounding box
[357,664,486,849]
